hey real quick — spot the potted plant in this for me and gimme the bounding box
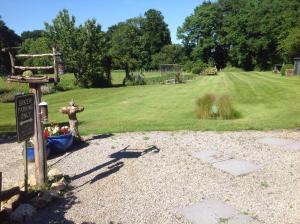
[44,125,73,154]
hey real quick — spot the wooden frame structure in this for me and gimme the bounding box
[2,46,62,186]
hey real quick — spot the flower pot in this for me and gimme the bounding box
[23,142,51,162]
[47,132,73,154]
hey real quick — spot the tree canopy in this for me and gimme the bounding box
[178,0,300,70]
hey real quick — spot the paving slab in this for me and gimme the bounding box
[213,159,260,176]
[192,150,233,164]
[257,137,300,151]
[178,200,260,224]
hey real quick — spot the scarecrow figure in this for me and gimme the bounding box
[59,99,84,141]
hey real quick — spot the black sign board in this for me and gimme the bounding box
[15,94,35,142]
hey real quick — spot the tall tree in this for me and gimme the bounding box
[108,20,142,79]
[45,9,111,87]
[141,9,171,68]
[178,0,300,70]
[0,17,21,75]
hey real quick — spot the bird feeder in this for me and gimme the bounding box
[59,99,84,141]
[39,101,48,124]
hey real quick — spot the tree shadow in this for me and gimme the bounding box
[0,131,16,144]
[72,145,160,189]
[84,133,114,142]
[31,192,79,224]
[48,141,90,169]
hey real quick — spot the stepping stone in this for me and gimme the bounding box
[178,200,260,224]
[257,137,300,152]
[213,159,259,176]
[193,150,232,164]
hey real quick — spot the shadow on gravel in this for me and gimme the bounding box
[49,141,90,168]
[31,192,84,224]
[72,145,160,189]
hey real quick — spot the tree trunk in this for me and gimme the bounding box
[125,65,130,80]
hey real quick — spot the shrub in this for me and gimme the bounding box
[203,67,218,75]
[196,94,216,119]
[280,64,294,76]
[192,61,208,74]
[196,94,239,120]
[183,61,194,73]
[217,95,238,119]
[123,71,146,86]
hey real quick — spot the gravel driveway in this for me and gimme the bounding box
[1,130,300,224]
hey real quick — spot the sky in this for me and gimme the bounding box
[0,0,202,43]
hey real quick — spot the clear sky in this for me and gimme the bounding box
[0,0,202,43]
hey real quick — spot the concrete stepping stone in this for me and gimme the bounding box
[192,150,232,164]
[257,137,300,152]
[213,159,259,176]
[178,199,260,224]
[193,151,259,176]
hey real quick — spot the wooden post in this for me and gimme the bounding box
[0,172,2,211]
[53,47,58,79]
[30,83,47,185]
[23,141,28,196]
[8,51,15,75]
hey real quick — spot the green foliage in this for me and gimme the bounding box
[280,64,294,76]
[45,9,111,87]
[217,95,238,119]
[20,30,44,41]
[192,61,208,74]
[183,61,194,72]
[197,94,238,119]
[151,44,187,69]
[279,27,300,62]
[0,18,21,75]
[0,77,29,103]
[178,0,300,71]
[108,9,171,74]
[196,94,216,119]
[123,71,146,86]
[20,37,52,70]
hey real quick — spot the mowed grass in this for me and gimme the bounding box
[1,71,300,135]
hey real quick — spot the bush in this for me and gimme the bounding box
[192,61,208,74]
[217,95,238,119]
[183,61,194,73]
[196,94,238,120]
[203,67,218,75]
[123,71,146,86]
[196,94,216,119]
[280,64,294,76]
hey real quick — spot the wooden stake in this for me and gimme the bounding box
[30,83,47,185]
[8,51,15,75]
[0,172,2,211]
[24,141,28,197]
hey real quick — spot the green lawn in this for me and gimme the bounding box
[1,71,300,135]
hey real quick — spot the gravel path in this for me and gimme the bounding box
[1,130,300,224]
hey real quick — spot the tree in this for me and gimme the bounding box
[151,44,187,68]
[279,27,300,62]
[178,0,300,70]
[21,30,45,41]
[141,9,171,68]
[45,9,111,87]
[0,17,21,75]
[108,21,142,79]
[20,37,52,68]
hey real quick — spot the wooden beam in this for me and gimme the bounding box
[16,53,61,58]
[1,47,20,52]
[14,66,54,70]
[0,187,20,201]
